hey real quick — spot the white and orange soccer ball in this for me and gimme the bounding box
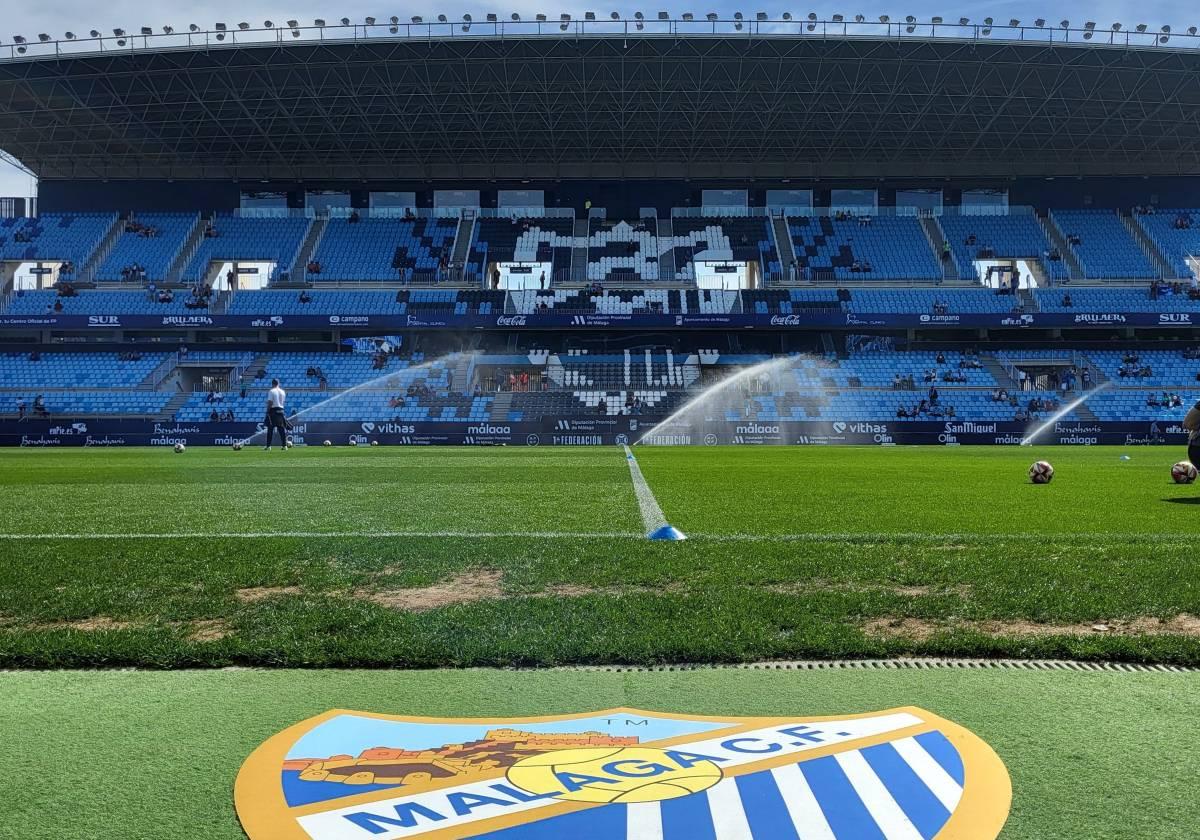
[1171,461,1197,484]
[1028,460,1054,484]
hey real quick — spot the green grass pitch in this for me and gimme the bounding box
[0,444,1198,667]
[2,444,1199,839]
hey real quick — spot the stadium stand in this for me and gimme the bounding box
[936,212,1069,282]
[0,213,115,268]
[182,215,311,284]
[307,217,457,282]
[787,215,941,282]
[3,289,212,316]
[1132,209,1200,279]
[1032,286,1199,312]
[1049,210,1158,280]
[587,219,661,282]
[0,352,166,389]
[667,217,777,282]
[467,217,575,282]
[2,390,171,418]
[94,214,198,282]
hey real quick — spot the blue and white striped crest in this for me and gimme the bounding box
[237,706,1011,840]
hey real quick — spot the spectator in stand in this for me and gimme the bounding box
[1062,292,1072,308]
[16,399,26,420]
[33,395,48,418]
[298,290,313,304]
[210,409,220,422]
[928,385,939,405]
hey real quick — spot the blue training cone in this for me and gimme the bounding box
[648,524,687,541]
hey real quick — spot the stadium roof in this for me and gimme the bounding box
[2,19,1200,182]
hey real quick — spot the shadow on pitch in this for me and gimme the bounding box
[1163,496,1200,505]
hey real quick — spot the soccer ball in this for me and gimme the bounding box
[173,442,186,454]
[323,440,332,447]
[232,442,243,451]
[371,440,379,447]
[1028,460,1053,484]
[349,438,358,447]
[1171,461,1197,484]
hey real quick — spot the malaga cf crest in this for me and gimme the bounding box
[236,706,1010,839]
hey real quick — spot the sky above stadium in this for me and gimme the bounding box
[1,0,1195,199]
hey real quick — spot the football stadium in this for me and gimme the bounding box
[1,14,1200,839]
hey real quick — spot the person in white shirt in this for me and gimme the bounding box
[263,379,289,450]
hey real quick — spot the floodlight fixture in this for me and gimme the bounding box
[855,14,865,22]
[162,25,174,34]
[1110,22,1121,30]
[1059,19,1069,28]
[437,15,447,22]
[878,15,889,23]
[1189,26,1197,35]
[958,17,969,25]
[65,31,76,39]
[288,20,299,28]
[391,16,399,24]
[1035,18,1045,27]
[758,12,768,21]
[463,14,472,21]
[782,12,792,20]
[809,12,818,21]
[138,27,151,36]
[189,24,200,32]
[213,23,226,31]
[39,33,52,41]
[983,18,993,26]
[586,11,596,20]
[1084,21,1095,29]
[91,29,102,37]
[1135,23,1147,32]
[364,17,375,25]
[1009,19,1019,27]
[237,22,250,30]
[487,13,497,21]
[1162,24,1171,32]
[314,19,326,27]
[263,21,274,28]
[611,12,621,19]
[412,16,423,23]
[16,45,26,53]
[113,28,125,36]
[1084,31,1093,39]
[706,12,718,21]
[905,15,915,23]
[561,13,571,19]
[832,13,843,22]
[807,21,815,30]
[930,16,943,24]
[536,14,547,21]
[682,12,693,20]
[340,17,350,26]
[734,12,743,19]
[659,11,670,19]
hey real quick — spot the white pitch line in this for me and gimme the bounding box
[0,530,1195,543]
[0,530,644,541]
[623,445,668,534]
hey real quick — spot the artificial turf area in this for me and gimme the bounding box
[1,445,1199,667]
[1,666,1197,839]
